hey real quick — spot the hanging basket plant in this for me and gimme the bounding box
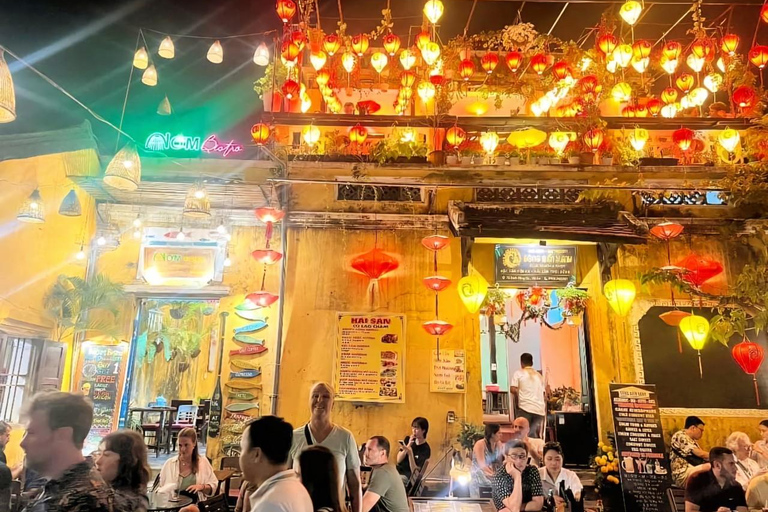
[556,285,590,319]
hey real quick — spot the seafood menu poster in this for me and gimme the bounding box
[75,343,129,455]
[609,383,672,512]
[334,313,405,403]
[430,350,466,393]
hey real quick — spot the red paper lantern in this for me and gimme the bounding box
[732,339,765,405]
[351,34,369,56]
[276,0,296,23]
[430,73,447,87]
[635,104,648,118]
[632,40,652,59]
[621,105,636,118]
[481,53,499,74]
[531,54,548,74]
[415,31,431,50]
[291,30,306,51]
[254,207,285,224]
[349,124,368,144]
[281,41,300,62]
[252,249,283,265]
[356,100,380,115]
[251,123,271,145]
[583,128,604,153]
[597,34,618,55]
[691,38,714,60]
[459,59,475,81]
[663,41,682,61]
[323,34,341,56]
[446,126,466,148]
[423,276,452,292]
[400,71,416,88]
[661,87,678,104]
[647,98,662,116]
[351,248,399,279]
[579,75,599,94]
[383,33,401,57]
[673,128,695,151]
[246,291,280,308]
[506,51,523,72]
[552,61,572,80]
[422,235,450,251]
[733,85,757,108]
[659,310,690,326]
[749,45,768,69]
[676,74,694,93]
[281,79,300,100]
[422,320,453,336]
[650,221,684,241]
[677,254,723,287]
[763,5,768,24]
[721,34,740,56]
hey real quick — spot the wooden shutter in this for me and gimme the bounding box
[34,341,67,392]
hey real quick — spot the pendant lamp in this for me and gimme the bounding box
[254,43,270,66]
[603,279,636,317]
[183,184,211,217]
[679,315,709,378]
[103,143,141,191]
[457,273,489,314]
[17,189,44,223]
[58,189,82,217]
[732,339,765,405]
[0,50,16,123]
[157,95,172,116]
[158,37,175,59]
[207,41,224,64]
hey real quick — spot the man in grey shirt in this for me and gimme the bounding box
[362,437,409,512]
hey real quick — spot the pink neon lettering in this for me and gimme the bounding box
[201,135,244,157]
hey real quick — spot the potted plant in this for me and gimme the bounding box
[483,284,508,324]
[547,386,581,412]
[508,148,521,166]
[593,437,625,512]
[457,422,484,456]
[555,284,589,325]
[600,138,614,165]
[566,144,581,165]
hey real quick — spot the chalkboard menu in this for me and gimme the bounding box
[610,383,672,512]
[494,245,576,286]
[75,343,129,454]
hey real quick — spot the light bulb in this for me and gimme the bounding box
[224,257,232,267]
[177,231,185,241]
[133,229,142,239]
[97,236,107,246]
[76,249,86,260]
[29,201,38,210]
[194,189,206,199]
[133,216,142,228]
[226,233,232,241]
[217,223,227,234]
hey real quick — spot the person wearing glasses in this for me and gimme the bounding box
[670,416,710,488]
[491,440,543,512]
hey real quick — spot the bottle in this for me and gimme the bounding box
[545,490,557,512]
[595,499,604,512]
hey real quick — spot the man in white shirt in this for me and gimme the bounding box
[510,353,546,439]
[240,416,313,512]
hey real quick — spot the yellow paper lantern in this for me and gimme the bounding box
[611,82,632,102]
[603,279,636,317]
[458,274,489,314]
[679,315,709,350]
[417,81,436,103]
[661,57,679,74]
[661,103,678,118]
[628,127,649,151]
[690,87,709,107]
[302,125,321,146]
[133,47,149,69]
[548,132,571,155]
[310,51,327,71]
[612,45,633,68]
[207,40,224,63]
[480,131,500,154]
[718,128,741,153]
[421,42,441,66]
[370,52,388,74]
[631,57,649,74]
[158,36,175,59]
[342,52,356,73]
[141,65,158,86]
[400,49,417,70]
[619,1,642,25]
[423,0,444,24]
[703,73,723,93]
[507,128,547,149]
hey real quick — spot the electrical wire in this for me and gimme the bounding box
[139,27,278,40]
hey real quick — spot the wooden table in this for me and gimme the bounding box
[147,492,193,512]
[214,469,237,501]
[128,406,177,456]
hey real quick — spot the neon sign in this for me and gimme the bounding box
[145,132,243,157]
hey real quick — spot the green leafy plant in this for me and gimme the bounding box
[555,285,590,316]
[370,135,428,164]
[547,386,580,411]
[457,421,484,452]
[253,62,289,99]
[44,274,126,342]
[483,284,508,315]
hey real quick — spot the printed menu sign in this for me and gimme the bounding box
[430,350,466,393]
[76,343,128,454]
[334,313,405,403]
[609,383,672,512]
[495,245,576,286]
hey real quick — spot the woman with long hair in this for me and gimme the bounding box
[95,430,152,510]
[299,446,346,512]
[158,427,218,502]
[471,424,502,498]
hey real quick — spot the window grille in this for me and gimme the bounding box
[0,337,41,423]
[337,184,423,202]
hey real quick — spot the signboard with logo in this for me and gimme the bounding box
[138,227,227,287]
[609,383,672,512]
[494,245,576,286]
[144,132,244,158]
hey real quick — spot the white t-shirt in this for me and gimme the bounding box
[290,423,361,490]
[248,470,313,512]
[736,455,762,490]
[511,367,546,416]
[539,466,583,497]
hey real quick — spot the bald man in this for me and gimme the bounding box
[512,417,545,467]
[289,382,362,512]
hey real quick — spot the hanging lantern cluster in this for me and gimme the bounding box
[421,235,452,352]
[246,206,285,308]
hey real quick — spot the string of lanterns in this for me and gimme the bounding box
[421,234,452,353]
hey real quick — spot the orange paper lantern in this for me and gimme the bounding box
[552,61,572,80]
[676,74,694,93]
[583,128,604,153]
[276,0,296,23]
[506,51,523,72]
[423,276,452,292]
[749,45,768,69]
[446,126,466,148]
[673,127,695,151]
[647,98,662,116]
[597,34,618,55]
[252,249,283,265]
[531,53,548,74]
[349,124,368,144]
[422,320,453,336]
[422,235,450,251]
[663,41,682,61]
[661,87,678,104]
[481,52,499,74]
[416,31,432,50]
[721,34,740,56]
[383,33,401,57]
[733,85,757,108]
[323,34,341,56]
[251,123,271,145]
[691,38,714,60]
[632,40,652,59]
[459,59,475,80]
[650,221,684,241]
[246,291,280,307]
[351,34,369,56]
[400,71,416,88]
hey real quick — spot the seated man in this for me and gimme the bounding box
[362,436,409,512]
[685,446,746,512]
[511,417,544,467]
[671,416,709,488]
[747,471,768,510]
[396,417,431,483]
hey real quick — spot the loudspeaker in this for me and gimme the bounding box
[554,412,597,467]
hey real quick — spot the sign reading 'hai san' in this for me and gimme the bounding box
[494,244,576,286]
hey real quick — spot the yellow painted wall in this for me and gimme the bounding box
[277,227,484,473]
[0,149,98,466]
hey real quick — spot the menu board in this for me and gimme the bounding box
[75,343,129,454]
[430,350,466,393]
[334,313,405,403]
[609,383,672,512]
[495,245,576,286]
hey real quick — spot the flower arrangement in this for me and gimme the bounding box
[593,439,621,490]
[547,386,581,411]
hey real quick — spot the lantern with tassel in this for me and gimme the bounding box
[677,254,723,288]
[732,339,765,405]
[604,279,636,317]
[458,274,489,314]
[352,248,399,306]
[679,315,709,378]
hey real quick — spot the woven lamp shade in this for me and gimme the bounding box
[17,189,44,223]
[103,144,141,191]
[0,50,16,123]
[183,185,211,218]
[58,188,82,216]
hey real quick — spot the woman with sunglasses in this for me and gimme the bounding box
[491,440,543,512]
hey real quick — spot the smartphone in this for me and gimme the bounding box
[399,440,406,445]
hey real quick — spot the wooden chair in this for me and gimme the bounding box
[199,494,228,512]
[406,460,429,497]
[9,480,21,512]
[170,405,199,451]
[141,403,163,457]
[219,456,242,508]
[667,486,685,512]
